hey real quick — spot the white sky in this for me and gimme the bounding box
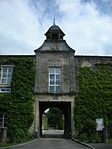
[0,0,112,56]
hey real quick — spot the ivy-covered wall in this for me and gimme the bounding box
[0,56,35,142]
[74,64,112,143]
[0,55,112,143]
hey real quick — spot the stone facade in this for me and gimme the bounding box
[33,24,112,138]
[0,24,112,138]
[35,51,77,94]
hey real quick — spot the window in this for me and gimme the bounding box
[1,66,13,84]
[49,67,61,93]
[0,88,11,93]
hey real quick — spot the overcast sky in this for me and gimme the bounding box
[0,0,112,56]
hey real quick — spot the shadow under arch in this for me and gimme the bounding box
[39,101,71,138]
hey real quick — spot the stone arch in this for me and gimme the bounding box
[42,107,64,137]
[39,101,72,138]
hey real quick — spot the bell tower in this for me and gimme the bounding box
[44,21,65,41]
[34,23,76,138]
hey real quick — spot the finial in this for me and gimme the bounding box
[53,18,56,26]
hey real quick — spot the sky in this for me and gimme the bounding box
[0,0,112,56]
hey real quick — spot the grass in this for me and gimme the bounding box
[108,138,112,143]
[0,136,36,148]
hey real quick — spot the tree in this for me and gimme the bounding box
[47,107,64,130]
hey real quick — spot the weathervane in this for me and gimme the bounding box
[53,18,56,26]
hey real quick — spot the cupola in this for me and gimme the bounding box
[45,19,65,41]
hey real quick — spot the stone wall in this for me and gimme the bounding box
[0,54,112,137]
[75,55,112,68]
[35,51,77,94]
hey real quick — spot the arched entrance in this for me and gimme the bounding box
[39,101,71,138]
[42,107,64,137]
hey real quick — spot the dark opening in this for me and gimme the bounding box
[39,101,71,138]
[52,34,58,40]
[42,107,64,138]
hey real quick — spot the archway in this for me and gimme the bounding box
[42,107,64,137]
[39,101,71,138]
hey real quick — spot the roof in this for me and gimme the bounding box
[34,40,75,53]
[45,25,65,36]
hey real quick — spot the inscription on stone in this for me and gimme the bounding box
[48,58,61,62]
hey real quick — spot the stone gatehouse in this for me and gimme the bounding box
[0,23,112,138]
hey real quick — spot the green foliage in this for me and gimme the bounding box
[74,64,112,143]
[46,117,48,130]
[0,57,35,142]
[47,107,64,130]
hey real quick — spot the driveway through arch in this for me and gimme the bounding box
[39,101,71,138]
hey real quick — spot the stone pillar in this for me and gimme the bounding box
[71,98,76,137]
[42,114,46,130]
[1,127,7,143]
[35,98,40,138]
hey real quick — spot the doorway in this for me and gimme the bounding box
[39,101,71,138]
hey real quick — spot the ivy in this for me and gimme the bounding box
[0,57,35,142]
[74,64,112,143]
